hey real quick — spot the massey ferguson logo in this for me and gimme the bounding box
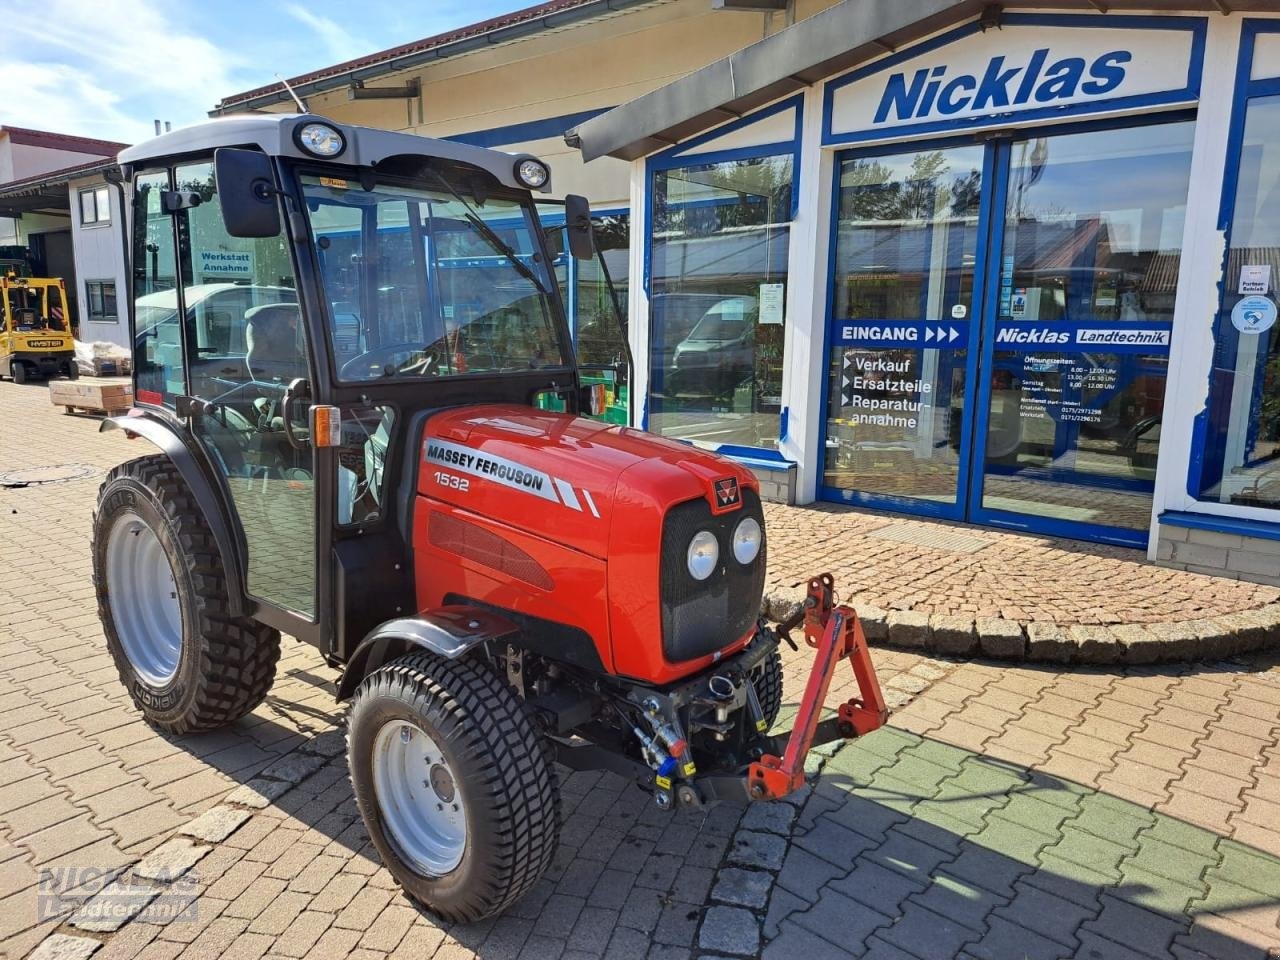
[714,478,740,508]
[875,48,1131,124]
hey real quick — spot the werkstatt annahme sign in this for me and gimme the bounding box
[824,16,1202,144]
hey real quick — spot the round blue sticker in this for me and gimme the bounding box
[1232,295,1278,335]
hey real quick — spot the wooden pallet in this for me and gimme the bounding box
[49,379,133,417]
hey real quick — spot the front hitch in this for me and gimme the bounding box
[745,573,888,801]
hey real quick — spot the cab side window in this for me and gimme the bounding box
[133,170,182,406]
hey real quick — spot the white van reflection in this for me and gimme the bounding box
[669,296,756,397]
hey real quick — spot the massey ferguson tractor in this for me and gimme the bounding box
[91,114,886,921]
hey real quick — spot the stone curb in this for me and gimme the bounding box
[762,592,1280,665]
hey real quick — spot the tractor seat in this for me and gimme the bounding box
[245,303,304,383]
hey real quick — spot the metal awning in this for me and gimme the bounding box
[569,0,1261,162]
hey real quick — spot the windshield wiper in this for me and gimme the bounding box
[423,171,549,294]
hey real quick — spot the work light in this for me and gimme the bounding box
[732,516,762,565]
[295,122,346,158]
[515,158,550,189]
[687,530,719,581]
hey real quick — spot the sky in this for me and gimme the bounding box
[0,0,533,146]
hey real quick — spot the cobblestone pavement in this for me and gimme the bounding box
[1,379,1279,960]
[762,503,1280,625]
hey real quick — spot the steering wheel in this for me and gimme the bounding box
[340,342,428,380]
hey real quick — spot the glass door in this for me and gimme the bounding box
[822,144,989,517]
[970,121,1196,545]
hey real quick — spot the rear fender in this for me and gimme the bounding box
[100,413,249,618]
[336,606,519,701]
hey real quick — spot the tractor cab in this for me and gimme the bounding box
[117,114,626,648]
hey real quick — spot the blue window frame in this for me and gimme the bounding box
[643,96,803,457]
[1189,20,1280,515]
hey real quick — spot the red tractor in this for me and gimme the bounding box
[92,115,886,921]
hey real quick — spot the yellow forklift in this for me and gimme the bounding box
[0,275,77,383]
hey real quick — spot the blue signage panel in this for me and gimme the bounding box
[831,319,971,347]
[991,320,1173,354]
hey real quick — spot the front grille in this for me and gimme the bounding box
[660,489,766,663]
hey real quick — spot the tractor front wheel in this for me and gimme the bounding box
[347,652,560,922]
[93,455,280,733]
[751,646,784,730]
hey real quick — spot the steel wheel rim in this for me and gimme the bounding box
[372,719,467,876]
[105,511,182,687]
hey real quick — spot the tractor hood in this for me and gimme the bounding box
[417,405,758,560]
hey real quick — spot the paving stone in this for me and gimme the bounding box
[1082,894,1191,959]
[225,778,294,810]
[930,615,978,656]
[27,934,103,960]
[793,814,876,868]
[698,905,760,956]
[726,830,787,871]
[178,805,252,844]
[887,611,931,650]
[711,867,773,909]
[763,920,860,960]
[1026,623,1074,663]
[828,858,924,918]
[740,801,797,835]
[876,901,979,960]
[69,881,161,932]
[791,887,891,951]
[966,914,1073,960]
[976,618,1025,659]
[134,838,209,882]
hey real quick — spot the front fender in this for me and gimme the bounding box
[101,412,249,618]
[336,606,519,701]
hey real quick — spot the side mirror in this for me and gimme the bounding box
[565,194,594,261]
[214,148,281,239]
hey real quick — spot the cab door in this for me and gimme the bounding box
[538,202,633,424]
[132,161,318,623]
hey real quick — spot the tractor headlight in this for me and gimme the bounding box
[732,516,762,565]
[686,530,719,581]
[515,158,549,189]
[295,122,346,158]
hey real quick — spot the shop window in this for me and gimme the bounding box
[649,154,793,451]
[85,280,116,322]
[1196,94,1280,511]
[79,186,110,225]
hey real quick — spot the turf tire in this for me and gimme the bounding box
[347,651,561,922]
[751,646,784,730]
[93,454,280,733]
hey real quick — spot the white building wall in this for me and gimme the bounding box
[68,176,129,349]
[1149,15,1246,546]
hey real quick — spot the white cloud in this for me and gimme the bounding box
[0,0,251,142]
[283,4,374,64]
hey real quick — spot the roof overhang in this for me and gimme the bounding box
[570,0,1268,162]
[0,158,115,219]
[211,0,662,116]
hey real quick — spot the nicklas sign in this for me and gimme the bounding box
[874,49,1131,124]
[825,18,1200,142]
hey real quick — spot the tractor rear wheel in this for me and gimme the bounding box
[11,362,27,385]
[347,651,560,922]
[751,646,784,730]
[93,454,280,733]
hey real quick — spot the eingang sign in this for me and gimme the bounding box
[824,14,1204,145]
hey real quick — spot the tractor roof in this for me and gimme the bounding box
[118,114,545,192]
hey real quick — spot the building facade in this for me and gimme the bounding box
[0,128,128,345]
[567,1,1280,584]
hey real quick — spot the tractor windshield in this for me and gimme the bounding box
[300,172,568,383]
